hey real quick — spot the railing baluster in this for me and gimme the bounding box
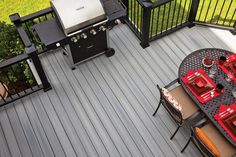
[166,1,172,32]
[176,0,182,27]
[160,4,166,34]
[185,0,192,22]
[137,3,141,36]
[223,0,233,25]
[197,0,204,21]
[155,7,160,35]
[204,0,212,23]
[134,0,137,33]
[150,9,155,37]
[210,0,219,24]
[170,0,177,30]
[131,0,134,27]
[181,0,188,25]
[216,0,226,25]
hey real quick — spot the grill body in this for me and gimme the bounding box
[33,0,126,69]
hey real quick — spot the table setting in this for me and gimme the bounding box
[179,48,236,147]
[214,104,236,142]
[181,68,221,103]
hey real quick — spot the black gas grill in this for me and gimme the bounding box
[33,0,126,69]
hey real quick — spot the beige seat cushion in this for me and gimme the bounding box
[170,86,199,119]
[202,123,236,157]
[161,88,182,112]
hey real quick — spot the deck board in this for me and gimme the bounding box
[0,24,236,157]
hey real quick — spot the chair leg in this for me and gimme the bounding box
[170,125,181,140]
[153,101,161,116]
[181,137,191,153]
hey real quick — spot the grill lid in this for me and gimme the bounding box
[51,0,106,35]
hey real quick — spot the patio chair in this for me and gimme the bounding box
[153,78,200,139]
[181,118,236,157]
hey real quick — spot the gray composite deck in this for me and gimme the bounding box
[0,24,236,157]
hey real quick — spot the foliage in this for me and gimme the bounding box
[0,22,35,90]
[0,21,23,60]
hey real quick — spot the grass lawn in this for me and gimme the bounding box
[0,0,50,23]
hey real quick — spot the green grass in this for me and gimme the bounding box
[0,0,50,23]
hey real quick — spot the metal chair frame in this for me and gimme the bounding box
[153,78,200,140]
[181,118,216,157]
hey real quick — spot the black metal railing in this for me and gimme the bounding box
[0,45,52,106]
[123,0,193,48]
[0,8,56,107]
[10,8,55,53]
[194,0,236,30]
[122,0,236,48]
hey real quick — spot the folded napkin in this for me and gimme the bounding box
[214,104,236,142]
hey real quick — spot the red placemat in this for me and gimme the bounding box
[182,68,221,103]
[214,104,236,142]
[217,54,236,83]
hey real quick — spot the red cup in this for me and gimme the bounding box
[202,57,213,68]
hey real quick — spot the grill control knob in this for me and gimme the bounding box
[90,29,97,35]
[71,37,77,43]
[81,33,87,39]
[115,19,121,25]
[99,26,106,31]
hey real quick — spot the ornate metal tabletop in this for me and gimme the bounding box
[179,48,236,147]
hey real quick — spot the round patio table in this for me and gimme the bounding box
[178,48,236,147]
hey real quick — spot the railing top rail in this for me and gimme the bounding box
[0,53,29,69]
[137,0,173,8]
[151,0,173,8]
[136,0,153,7]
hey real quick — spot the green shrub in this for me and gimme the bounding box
[0,21,36,92]
[0,21,23,60]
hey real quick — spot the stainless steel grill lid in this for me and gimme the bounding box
[51,0,106,35]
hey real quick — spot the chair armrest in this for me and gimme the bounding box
[193,117,209,128]
[164,78,179,89]
[156,78,179,97]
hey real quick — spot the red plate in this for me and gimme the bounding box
[182,68,219,103]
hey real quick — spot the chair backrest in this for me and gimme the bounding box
[191,128,216,157]
[160,89,183,124]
